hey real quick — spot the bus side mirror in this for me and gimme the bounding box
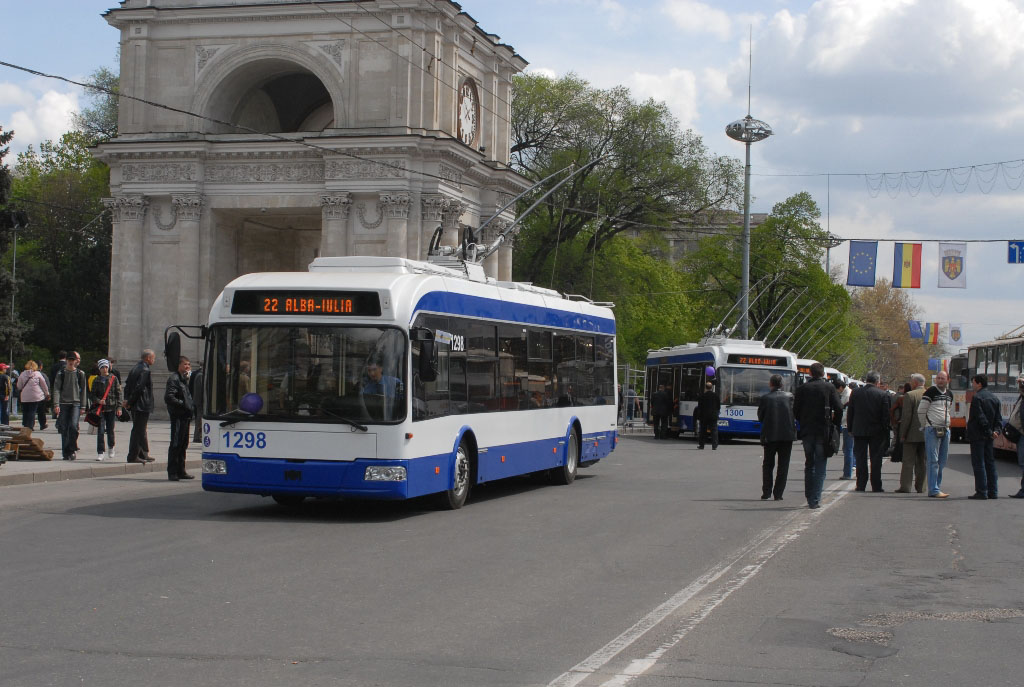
[164,331,181,373]
[412,327,438,382]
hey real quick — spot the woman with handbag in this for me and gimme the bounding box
[1009,376,1024,499]
[15,360,49,430]
[88,359,123,461]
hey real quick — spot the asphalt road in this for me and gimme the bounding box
[2,435,1023,687]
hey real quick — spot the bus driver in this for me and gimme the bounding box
[361,359,403,421]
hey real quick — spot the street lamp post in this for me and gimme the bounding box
[726,114,772,340]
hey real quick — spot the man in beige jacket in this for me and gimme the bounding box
[896,373,927,493]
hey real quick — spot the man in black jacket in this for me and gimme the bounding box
[695,382,721,450]
[967,374,1003,499]
[165,356,196,481]
[847,370,891,492]
[123,349,156,464]
[650,384,672,439]
[793,362,843,509]
[758,374,797,500]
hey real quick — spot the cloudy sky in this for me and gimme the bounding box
[2,0,1023,349]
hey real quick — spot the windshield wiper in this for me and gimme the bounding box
[218,408,254,428]
[319,406,368,432]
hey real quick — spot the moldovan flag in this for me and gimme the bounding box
[948,324,963,346]
[923,323,940,345]
[938,242,967,288]
[892,242,922,288]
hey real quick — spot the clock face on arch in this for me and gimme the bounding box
[457,78,479,147]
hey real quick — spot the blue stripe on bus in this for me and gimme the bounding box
[646,352,716,365]
[201,430,614,500]
[412,291,616,334]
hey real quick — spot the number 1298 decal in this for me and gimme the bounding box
[222,431,268,449]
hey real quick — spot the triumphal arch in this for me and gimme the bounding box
[95,0,528,369]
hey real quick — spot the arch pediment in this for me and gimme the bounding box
[192,41,344,134]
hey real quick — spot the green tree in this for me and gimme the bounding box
[0,125,31,361]
[72,66,119,144]
[11,131,111,360]
[510,73,743,283]
[849,280,938,386]
[680,192,861,364]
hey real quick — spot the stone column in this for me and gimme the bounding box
[381,193,411,258]
[320,192,352,257]
[498,227,516,282]
[174,194,204,360]
[103,195,148,365]
[440,198,467,249]
[481,220,506,279]
[420,194,447,259]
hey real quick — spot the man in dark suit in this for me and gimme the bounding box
[847,370,892,492]
[793,362,843,509]
[758,374,797,500]
[650,384,672,439]
[123,349,156,464]
[695,382,721,450]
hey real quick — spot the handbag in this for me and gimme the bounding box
[825,405,840,457]
[85,376,114,428]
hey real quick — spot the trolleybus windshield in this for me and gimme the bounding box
[718,367,795,406]
[206,325,406,424]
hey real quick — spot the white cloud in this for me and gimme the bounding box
[700,67,731,103]
[662,0,732,40]
[526,67,559,79]
[1,85,79,153]
[630,67,699,130]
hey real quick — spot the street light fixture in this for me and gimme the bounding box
[726,37,772,340]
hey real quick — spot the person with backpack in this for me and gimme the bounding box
[53,352,88,460]
[89,359,123,461]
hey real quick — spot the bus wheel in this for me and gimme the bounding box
[437,441,472,510]
[551,430,579,485]
[272,494,304,507]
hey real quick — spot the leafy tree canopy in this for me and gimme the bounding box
[72,66,119,144]
[510,72,743,284]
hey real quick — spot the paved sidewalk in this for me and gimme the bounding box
[1,417,201,487]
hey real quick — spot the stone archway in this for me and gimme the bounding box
[192,42,345,134]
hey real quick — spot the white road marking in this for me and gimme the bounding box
[547,482,852,687]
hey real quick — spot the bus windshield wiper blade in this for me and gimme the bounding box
[218,409,253,427]
[320,406,368,432]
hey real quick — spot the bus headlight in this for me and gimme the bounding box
[364,466,407,482]
[202,459,228,475]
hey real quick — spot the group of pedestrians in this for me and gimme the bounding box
[757,363,1024,506]
[6,348,198,482]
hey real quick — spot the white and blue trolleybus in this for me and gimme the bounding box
[187,256,618,509]
[645,338,797,439]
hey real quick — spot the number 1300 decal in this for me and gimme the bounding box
[222,431,268,449]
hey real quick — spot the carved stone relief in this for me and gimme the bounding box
[325,159,407,180]
[380,193,411,219]
[103,196,149,223]
[205,162,325,183]
[320,192,353,220]
[122,163,198,183]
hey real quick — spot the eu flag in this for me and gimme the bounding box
[908,320,924,339]
[847,241,878,287]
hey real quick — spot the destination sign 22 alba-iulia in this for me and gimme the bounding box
[231,291,382,316]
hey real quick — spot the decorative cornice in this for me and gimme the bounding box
[103,196,148,223]
[122,162,199,183]
[320,192,352,221]
[380,193,411,220]
[205,161,324,183]
[325,158,407,180]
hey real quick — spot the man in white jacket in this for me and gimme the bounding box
[918,371,953,498]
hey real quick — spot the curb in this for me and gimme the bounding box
[0,458,202,487]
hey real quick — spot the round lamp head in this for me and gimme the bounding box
[239,393,264,415]
[726,115,773,143]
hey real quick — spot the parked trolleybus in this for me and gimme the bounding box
[179,256,618,509]
[966,336,1024,453]
[948,352,969,442]
[645,338,797,439]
